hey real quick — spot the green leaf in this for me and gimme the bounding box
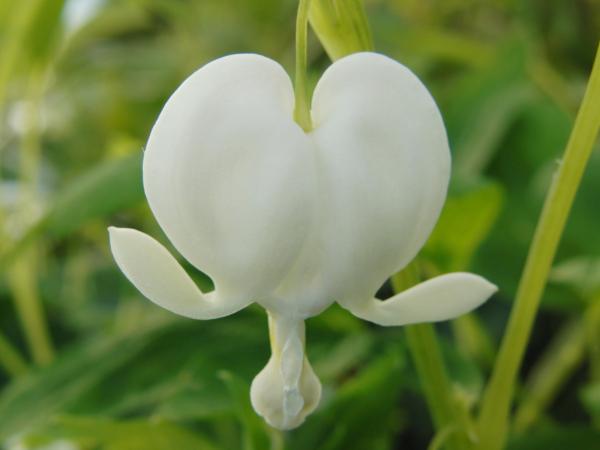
[22,0,65,66]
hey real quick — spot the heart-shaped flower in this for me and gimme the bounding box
[109,52,497,429]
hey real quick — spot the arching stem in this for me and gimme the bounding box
[294,0,313,132]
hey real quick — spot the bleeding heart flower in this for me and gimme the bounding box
[108,52,497,430]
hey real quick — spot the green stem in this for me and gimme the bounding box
[9,252,54,366]
[477,43,600,450]
[294,0,313,132]
[0,332,28,377]
[393,265,473,450]
[0,0,45,112]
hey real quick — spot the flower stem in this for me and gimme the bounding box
[294,0,313,132]
[9,250,55,366]
[477,43,600,450]
[393,265,473,450]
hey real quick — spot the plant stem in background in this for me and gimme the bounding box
[0,332,28,377]
[0,0,45,115]
[477,43,600,450]
[8,254,54,365]
[7,71,54,366]
[392,266,473,450]
[294,0,313,132]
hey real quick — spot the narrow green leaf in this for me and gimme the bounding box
[27,416,217,450]
[0,325,156,441]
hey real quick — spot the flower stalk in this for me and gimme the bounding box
[393,266,473,450]
[477,42,600,450]
[294,0,313,132]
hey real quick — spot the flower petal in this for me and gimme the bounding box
[310,52,451,307]
[250,314,321,429]
[143,54,315,301]
[109,227,252,319]
[339,272,497,326]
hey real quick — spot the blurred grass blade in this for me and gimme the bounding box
[0,328,155,441]
[0,332,28,378]
[0,321,178,446]
[444,41,534,179]
[0,152,143,271]
[25,416,218,450]
[0,0,65,111]
[8,252,55,366]
[454,84,534,178]
[309,0,373,60]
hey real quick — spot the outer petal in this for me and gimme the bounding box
[143,54,315,302]
[341,273,497,326]
[309,52,451,308]
[109,227,251,319]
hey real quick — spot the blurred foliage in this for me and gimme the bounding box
[0,0,599,449]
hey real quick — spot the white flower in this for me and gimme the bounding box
[108,52,497,430]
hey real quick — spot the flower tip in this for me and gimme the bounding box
[108,227,137,249]
[107,225,123,239]
[250,356,321,430]
[465,272,498,298]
